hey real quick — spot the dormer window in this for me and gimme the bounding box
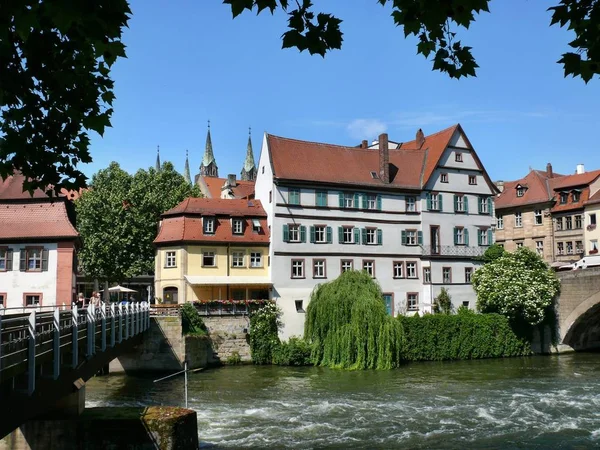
[516,185,525,197]
[232,219,244,235]
[560,192,568,204]
[572,190,581,202]
[204,217,215,234]
[252,219,261,233]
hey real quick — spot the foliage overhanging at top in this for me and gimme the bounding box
[0,1,131,195]
[225,0,600,82]
[472,247,561,326]
[304,270,404,370]
[75,161,201,282]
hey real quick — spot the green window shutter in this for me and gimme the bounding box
[283,224,289,242]
[426,193,432,210]
[487,229,493,245]
[376,195,382,211]
[454,227,458,245]
[326,226,332,243]
[353,193,359,208]
[464,196,469,214]
[377,229,383,245]
[42,248,49,271]
[310,226,315,243]
[338,192,344,208]
[354,228,360,244]
[487,197,493,215]
[438,194,443,211]
[417,231,423,245]
[361,228,367,245]
[401,230,407,245]
[478,197,483,214]
[338,226,343,243]
[361,193,367,209]
[454,195,458,212]
[478,230,482,246]
[300,226,306,243]
[20,250,26,271]
[464,229,469,246]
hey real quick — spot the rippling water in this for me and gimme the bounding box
[86,354,600,449]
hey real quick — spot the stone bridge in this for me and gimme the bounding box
[557,267,600,351]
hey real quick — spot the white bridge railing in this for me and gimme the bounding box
[0,302,150,396]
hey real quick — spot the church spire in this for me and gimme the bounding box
[155,145,161,172]
[184,149,191,185]
[200,120,218,177]
[241,127,257,181]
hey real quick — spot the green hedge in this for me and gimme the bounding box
[397,313,531,361]
[273,337,313,366]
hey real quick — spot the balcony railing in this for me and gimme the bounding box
[194,300,270,316]
[421,245,487,257]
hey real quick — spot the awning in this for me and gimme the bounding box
[184,275,272,286]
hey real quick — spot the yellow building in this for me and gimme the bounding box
[154,198,271,307]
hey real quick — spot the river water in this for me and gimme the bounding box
[86,354,600,449]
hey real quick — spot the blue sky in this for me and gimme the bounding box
[86,1,600,182]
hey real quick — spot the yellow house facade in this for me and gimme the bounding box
[154,198,270,305]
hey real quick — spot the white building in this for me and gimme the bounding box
[254,124,497,338]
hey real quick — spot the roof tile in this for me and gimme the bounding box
[0,202,79,240]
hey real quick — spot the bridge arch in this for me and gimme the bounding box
[561,290,600,350]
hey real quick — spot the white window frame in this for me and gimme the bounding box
[566,216,573,230]
[478,229,489,246]
[516,188,524,197]
[232,251,245,268]
[343,226,354,244]
[534,210,543,225]
[441,173,448,183]
[407,293,418,311]
[367,194,377,210]
[292,260,304,278]
[250,252,262,268]
[204,217,215,234]
[366,228,377,245]
[497,215,504,229]
[202,251,216,267]
[313,259,325,278]
[456,228,465,245]
[465,267,473,283]
[393,262,403,278]
[423,267,431,283]
[233,219,244,234]
[536,241,544,256]
[315,225,326,243]
[341,260,353,272]
[363,260,374,277]
[468,175,477,185]
[515,212,522,228]
[456,196,465,212]
[165,251,176,268]
[566,242,573,255]
[557,242,564,255]
[289,224,300,242]
[406,230,417,246]
[430,194,439,210]
[406,262,417,279]
[406,196,416,212]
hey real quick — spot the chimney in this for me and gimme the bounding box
[227,173,236,187]
[576,164,585,174]
[416,128,425,149]
[546,163,553,178]
[361,140,368,149]
[378,133,389,184]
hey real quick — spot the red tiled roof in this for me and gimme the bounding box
[0,173,49,199]
[586,189,600,206]
[162,198,267,217]
[548,171,600,213]
[551,187,589,213]
[267,135,426,188]
[550,170,600,190]
[154,216,270,245]
[0,202,79,240]
[495,170,556,210]
[201,177,255,199]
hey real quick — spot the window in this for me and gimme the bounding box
[233,219,244,234]
[288,188,300,205]
[313,259,326,278]
[454,195,467,213]
[406,196,417,212]
[204,217,215,234]
[232,251,245,268]
[383,294,393,316]
[393,261,404,278]
[365,228,377,245]
[591,240,598,253]
[576,215,583,229]
[468,175,477,185]
[591,214,597,226]
[367,194,377,210]
[202,251,216,267]
[0,248,10,271]
[566,216,573,230]
[516,242,524,249]
[316,190,328,207]
[289,224,301,242]
[262,166,265,174]
[423,267,431,284]
[515,212,522,228]
[462,301,469,308]
[295,300,305,313]
[343,193,355,208]
[0,293,4,307]
[478,228,491,246]
[443,267,452,283]
[576,241,584,254]
[269,191,272,203]
[406,262,417,279]
[516,187,524,197]
[566,242,573,255]
[250,252,262,268]
[556,217,563,231]
[497,215,504,230]
[363,260,375,277]
[404,230,417,246]
[427,193,442,211]
[165,251,176,268]
[291,260,305,278]
[341,260,353,272]
[557,242,564,255]
[314,225,327,243]
[573,191,580,202]
[24,294,41,306]
[454,227,466,245]
[455,152,463,162]
[342,226,355,244]
[465,267,473,283]
[252,219,262,233]
[407,293,419,311]
[441,173,448,183]
[478,196,492,215]
[26,248,43,271]
[536,241,544,257]
[535,210,543,225]
[560,192,568,204]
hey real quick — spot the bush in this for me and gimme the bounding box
[397,313,531,361]
[180,302,207,336]
[432,287,452,314]
[273,337,313,366]
[249,302,282,364]
[226,352,242,365]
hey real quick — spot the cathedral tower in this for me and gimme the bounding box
[240,127,257,181]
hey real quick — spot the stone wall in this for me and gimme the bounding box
[203,316,252,362]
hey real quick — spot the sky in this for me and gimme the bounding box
[85,0,600,183]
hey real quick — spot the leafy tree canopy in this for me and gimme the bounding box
[76,161,200,283]
[480,243,506,264]
[472,247,560,326]
[225,0,600,82]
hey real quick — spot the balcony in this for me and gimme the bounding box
[421,246,487,258]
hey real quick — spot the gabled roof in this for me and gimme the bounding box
[495,169,556,210]
[549,170,600,213]
[162,198,267,217]
[0,202,79,240]
[198,176,255,199]
[550,170,600,190]
[0,172,83,201]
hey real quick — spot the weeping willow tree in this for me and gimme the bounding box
[304,270,404,370]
